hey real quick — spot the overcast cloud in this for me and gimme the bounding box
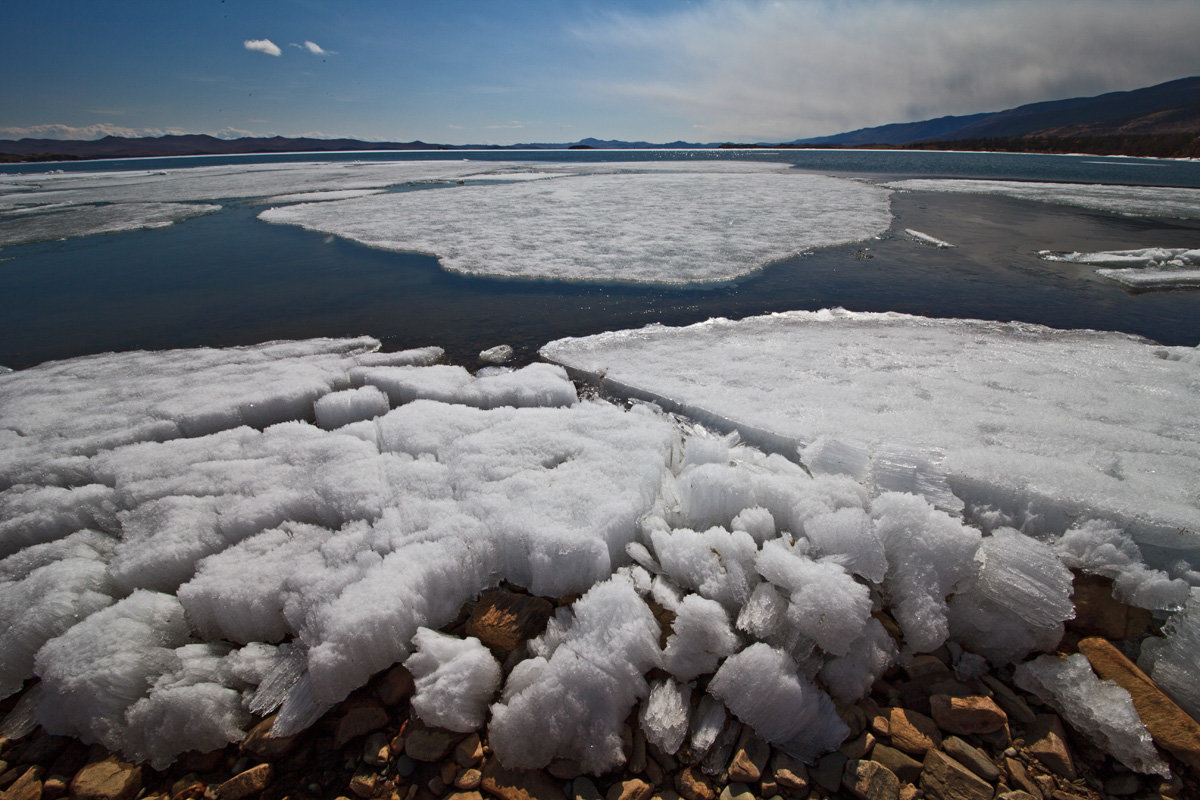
[580,0,1200,141]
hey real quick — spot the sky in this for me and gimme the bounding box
[2,0,1199,145]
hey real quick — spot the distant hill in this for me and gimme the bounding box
[792,76,1200,146]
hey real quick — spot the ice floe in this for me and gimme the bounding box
[1038,247,1200,289]
[887,178,1200,219]
[0,202,220,246]
[3,317,1200,771]
[904,228,955,248]
[260,170,892,284]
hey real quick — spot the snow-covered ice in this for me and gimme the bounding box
[887,179,1200,219]
[1038,247,1200,289]
[0,202,220,246]
[260,170,892,284]
[405,628,501,733]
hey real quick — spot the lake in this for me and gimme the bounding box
[2,149,1199,369]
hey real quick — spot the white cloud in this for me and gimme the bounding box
[0,124,258,141]
[244,38,282,57]
[292,40,334,56]
[578,0,1200,141]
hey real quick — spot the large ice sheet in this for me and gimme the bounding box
[0,202,220,246]
[887,179,1200,219]
[260,171,891,284]
[542,310,1200,561]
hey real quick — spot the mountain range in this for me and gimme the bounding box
[1,76,1196,161]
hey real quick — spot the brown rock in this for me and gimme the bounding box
[941,737,998,783]
[168,777,205,800]
[727,730,770,783]
[812,751,847,792]
[716,784,752,800]
[449,793,485,800]
[1003,758,1042,800]
[377,665,416,707]
[836,701,868,738]
[674,767,716,800]
[886,708,942,757]
[349,767,379,799]
[215,764,272,800]
[455,734,485,768]
[897,783,919,800]
[768,753,809,795]
[69,758,142,800]
[606,780,653,800]
[546,760,583,781]
[919,750,992,800]
[1069,573,1151,641]
[929,695,1007,735]
[868,745,922,784]
[177,750,225,773]
[43,777,69,800]
[979,676,1037,728]
[6,767,44,800]
[480,761,567,800]
[334,698,390,749]
[466,590,554,653]
[404,722,461,762]
[840,732,875,760]
[1024,715,1075,779]
[843,759,899,800]
[240,715,299,761]
[904,655,953,682]
[997,793,1039,800]
[456,770,483,791]
[1077,636,1200,773]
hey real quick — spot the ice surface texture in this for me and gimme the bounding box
[542,309,1200,563]
[260,168,891,284]
[887,179,1200,219]
[0,202,220,246]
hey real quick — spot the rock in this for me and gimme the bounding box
[607,780,653,800]
[812,751,847,792]
[377,665,416,707]
[6,767,44,800]
[177,749,225,773]
[904,655,953,682]
[547,760,583,781]
[457,770,484,791]
[929,695,1007,735]
[215,764,272,800]
[897,784,919,800]
[449,793,485,800]
[571,778,602,800]
[840,732,875,760]
[716,784,754,800]
[868,745,922,784]
[69,758,142,800]
[240,715,299,761]
[843,760,899,800]
[455,734,485,768]
[940,737,998,783]
[43,777,68,800]
[630,729,648,775]
[1069,573,1152,640]
[675,767,716,800]
[979,676,1037,728]
[349,767,378,799]
[1023,715,1075,779]
[480,761,567,800]
[996,793,1039,800]
[768,753,809,795]
[1103,774,1140,796]
[836,701,868,738]
[919,750,992,800]
[362,731,390,766]
[333,698,390,749]
[727,731,770,783]
[466,590,554,653]
[1003,758,1042,800]
[1076,636,1200,773]
[886,708,942,757]
[404,722,461,762]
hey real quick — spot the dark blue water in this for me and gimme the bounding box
[2,150,1199,369]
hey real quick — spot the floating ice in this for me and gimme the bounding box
[260,170,891,284]
[479,344,514,364]
[1015,653,1169,775]
[0,202,220,246]
[260,189,387,204]
[405,628,501,733]
[542,309,1200,562]
[887,179,1200,219]
[1039,247,1200,289]
[904,228,955,248]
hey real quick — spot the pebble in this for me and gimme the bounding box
[929,694,1008,735]
[1024,715,1076,779]
[842,759,899,800]
[885,708,942,757]
[214,764,271,800]
[70,758,142,800]
[919,750,992,800]
[941,736,1000,782]
[675,767,716,800]
[457,768,483,791]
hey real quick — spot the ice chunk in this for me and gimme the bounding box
[905,228,955,248]
[819,617,898,703]
[708,643,849,762]
[640,678,692,755]
[405,628,502,733]
[261,171,891,285]
[0,202,220,246]
[479,344,514,364]
[1139,589,1200,721]
[689,693,728,758]
[730,506,776,543]
[488,574,662,774]
[0,484,117,558]
[1015,653,1169,775]
[354,362,577,409]
[354,346,443,367]
[887,179,1200,220]
[802,507,886,583]
[871,492,981,653]
[662,594,741,680]
[649,525,760,611]
[543,309,1200,559]
[755,538,871,656]
[736,581,788,640]
[1056,520,1189,610]
[949,528,1074,664]
[313,386,390,430]
[1039,247,1200,289]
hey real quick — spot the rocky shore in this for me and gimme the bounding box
[1,570,1197,800]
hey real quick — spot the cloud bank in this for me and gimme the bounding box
[243,38,282,57]
[0,124,255,141]
[580,0,1200,141]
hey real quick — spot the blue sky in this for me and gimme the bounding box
[3,0,1199,144]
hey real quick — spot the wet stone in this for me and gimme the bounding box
[214,764,272,800]
[69,758,142,800]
